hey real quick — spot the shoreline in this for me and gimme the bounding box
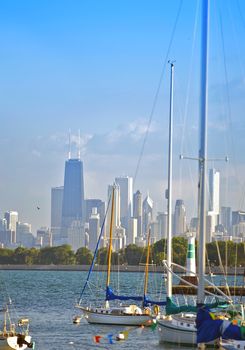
[0,264,243,275]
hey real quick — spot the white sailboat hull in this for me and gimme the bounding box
[78,306,152,326]
[221,339,245,350]
[157,316,197,346]
[0,335,32,350]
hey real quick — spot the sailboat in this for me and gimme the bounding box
[157,0,245,347]
[0,302,33,350]
[76,186,155,326]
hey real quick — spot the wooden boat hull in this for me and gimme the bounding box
[0,335,32,350]
[78,307,152,326]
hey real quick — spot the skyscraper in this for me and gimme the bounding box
[84,199,105,227]
[142,194,153,236]
[37,227,52,247]
[156,212,168,239]
[4,211,18,244]
[133,190,143,237]
[207,168,220,242]
[106,183,121,236]
[16,222,31,243]
[61,158,85,230]
[208,168,220,214]
[106,183,126,250]
[173,200,186,236]
[220,206,231,234]
[115,176,133,230]
[88,208,100,251]
[51,186,63,239]
[59,155,85,251]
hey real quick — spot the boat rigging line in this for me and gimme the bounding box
[133,0,183,184]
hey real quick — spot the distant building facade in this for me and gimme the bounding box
[133,190,143,238]
[173,200,186,236]
[142,194,153,236]
[4,211,18,244]
[115,176,133,232]
[51,186,64,245]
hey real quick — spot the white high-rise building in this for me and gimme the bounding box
[207,168,220,242]
[209,168,220,214]
[128,217,137,245]
[107,183,121,236]
[133,190,143,237]
[106,183,126,250]
[4,211,18,244]
[67,221,85,252]
[16,222,32,244]
[142,194,153,236]
[115,176,133,231]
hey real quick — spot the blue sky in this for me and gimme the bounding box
[0,0,245,232]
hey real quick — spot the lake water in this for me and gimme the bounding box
[0,270,243,350]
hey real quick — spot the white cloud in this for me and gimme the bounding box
[106,119,158,143]
[30,131,93,157]
[31,149,41,157]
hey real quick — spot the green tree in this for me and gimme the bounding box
[0,248,14,264]
[124,244,145,265]
[172,237,188,266]
[38,245,76,264]
[154,252,166,265]
[76,247,93,265]
[96,247,108,265]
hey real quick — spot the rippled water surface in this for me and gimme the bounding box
[0,270,242,350]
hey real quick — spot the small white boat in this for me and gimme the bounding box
[72,315,81,324]
[77,304,153,326]
[221,339,245,350]
[0,306,33,350]
[157,313,197,346]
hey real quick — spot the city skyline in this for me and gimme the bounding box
[1,161,245,248]
[1,0,245,232]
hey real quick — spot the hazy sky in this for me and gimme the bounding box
[0,0,245,233]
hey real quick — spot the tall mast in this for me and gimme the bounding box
[143,227,151,304]
[198,0,209,305]
[106,186,115,292]
[166,62,174,299]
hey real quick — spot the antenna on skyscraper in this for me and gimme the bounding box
[68,129,71,159]
[78,129,81,159]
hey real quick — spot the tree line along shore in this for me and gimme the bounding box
[0,238,243,272]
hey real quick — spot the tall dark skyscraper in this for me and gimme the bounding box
[61,158,85,230]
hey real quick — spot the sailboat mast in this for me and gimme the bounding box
[143,228,151,303]
[106,186,115,289]
[197,0,209,305]
[166,62,174,299]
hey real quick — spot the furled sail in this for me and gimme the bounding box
[165,297,229,316]
[196,306,245,343]
[106,286,143,302]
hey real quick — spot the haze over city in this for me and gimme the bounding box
[1,0,245,233]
